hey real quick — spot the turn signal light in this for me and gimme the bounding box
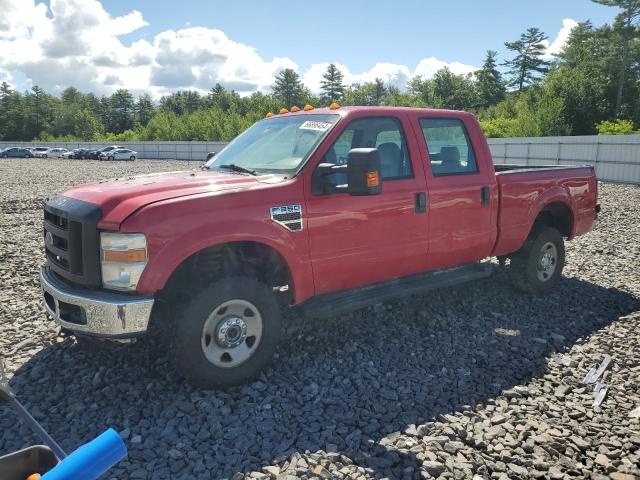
[266,112,274,118]
[103,249,147,263]
[366,171,380,188]
[290,105,301,112]
[329,102,340,110]
[304,104,314,111]
[279,108,289,114]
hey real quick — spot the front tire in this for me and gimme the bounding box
[129,155,135,161]
[509,226,565,294]
[108,155,114,161]
[171,276,282,389]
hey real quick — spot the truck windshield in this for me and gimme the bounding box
[205,114,340,174]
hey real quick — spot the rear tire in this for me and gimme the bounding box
[509,225,565,294]
[170,276,282,389]
[129,156,135,161]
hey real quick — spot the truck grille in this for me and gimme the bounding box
[43,195,102,287]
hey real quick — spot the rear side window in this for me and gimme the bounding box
[420,118,478,176]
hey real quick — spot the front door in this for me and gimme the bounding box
[304,114,429,295]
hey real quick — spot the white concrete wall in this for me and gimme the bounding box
[487,135,640,184]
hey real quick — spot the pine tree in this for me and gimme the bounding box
[320,64,345,103]
[504,27,550,91]
[475,50,506,108]
[272,69,305,108]
[135,94,155,127]
[373,78,386,105]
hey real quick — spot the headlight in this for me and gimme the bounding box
[100,232,147,291]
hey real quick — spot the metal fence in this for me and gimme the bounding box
[487,135,640,184]
[2,135,639,184]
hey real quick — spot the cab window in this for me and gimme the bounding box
[318,117,412,186]
[420,118,478,176]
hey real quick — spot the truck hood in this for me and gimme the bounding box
[62,169,280,229]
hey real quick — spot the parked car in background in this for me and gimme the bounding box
[73,148,96,160]
[46,148,69,158]
[61,150,75,159]
[99,148,137,161]
[0,147,33,158]
[32,147,51,157]
[95,145,125,158]
[206,152,216,161]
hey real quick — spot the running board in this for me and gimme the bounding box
[297,263,494,318]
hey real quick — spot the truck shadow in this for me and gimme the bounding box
[1,272,638,479]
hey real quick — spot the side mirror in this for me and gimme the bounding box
[346,148,382,196]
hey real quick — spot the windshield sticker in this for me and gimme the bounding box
[299,120,332,132]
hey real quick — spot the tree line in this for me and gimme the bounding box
[0,0,638,142]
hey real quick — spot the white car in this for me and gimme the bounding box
[36,147,68,158]
[32,147,51,157]
[61,150,75,159]
[99,149,137,161]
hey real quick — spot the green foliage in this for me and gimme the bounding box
[595,118,636,134]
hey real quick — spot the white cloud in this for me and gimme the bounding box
[0,0,478,97]
[542,18,578,60]
[303,59,477,95]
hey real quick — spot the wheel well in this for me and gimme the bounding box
[535,201,573,237]
[159,241,294,306]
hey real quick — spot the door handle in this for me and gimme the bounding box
[480,186,490,206]
[415,192,427,213]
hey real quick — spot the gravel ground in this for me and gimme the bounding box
[1,157,639,480]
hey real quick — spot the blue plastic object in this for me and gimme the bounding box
[41,428,127,480]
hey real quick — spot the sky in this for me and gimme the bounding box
[0,0,618,99]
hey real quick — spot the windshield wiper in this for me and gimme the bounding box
[216,164,257,176]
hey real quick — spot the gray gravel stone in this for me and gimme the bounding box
[0,159,639,479]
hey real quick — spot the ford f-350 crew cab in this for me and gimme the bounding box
[40,106,598,388]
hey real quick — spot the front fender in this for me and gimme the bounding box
[121,196,314,303]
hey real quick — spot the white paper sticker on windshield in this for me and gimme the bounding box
[300,120,332,132]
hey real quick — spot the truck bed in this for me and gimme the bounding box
[491,164,598,257]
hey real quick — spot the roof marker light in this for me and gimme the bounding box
[290,105,301,112]
[304,104,314,111]
[279,108,289,114]
[266,112,274,118]
[329,102,341,110]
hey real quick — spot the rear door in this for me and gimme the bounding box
[303,113,430,295]
[414,115,497,269]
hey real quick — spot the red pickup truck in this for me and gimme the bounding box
[40,106,598,388]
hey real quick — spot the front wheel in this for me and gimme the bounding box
[171,276,282,388]
[107,155,114,161]
[509,226,565,294]
[129,155,135,161]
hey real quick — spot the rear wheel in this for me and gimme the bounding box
[43,154,48,158]
[509,226,565,294]
[129,155,135,161]
[170,276,282,389]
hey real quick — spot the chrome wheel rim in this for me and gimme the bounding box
[537,242,558,282]
[201,299,263,368]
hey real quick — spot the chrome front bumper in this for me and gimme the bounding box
[39,267,154,338]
